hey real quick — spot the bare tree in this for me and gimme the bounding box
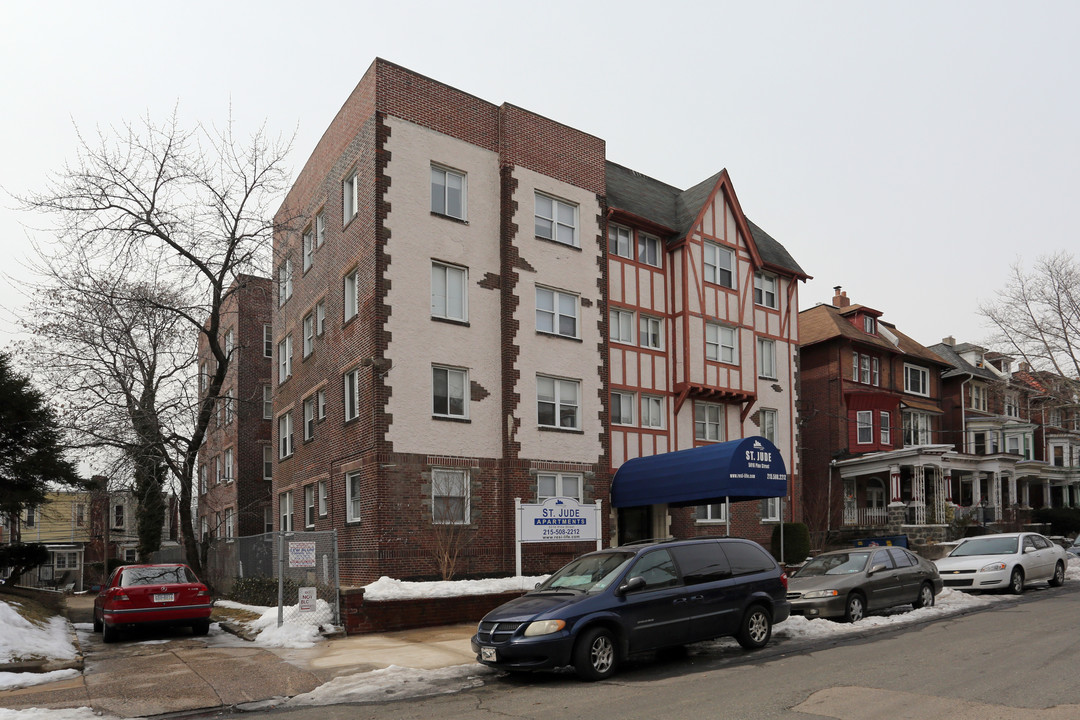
[428,468,475,581]
[18,112,292,576]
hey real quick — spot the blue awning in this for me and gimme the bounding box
[611,436,788,508]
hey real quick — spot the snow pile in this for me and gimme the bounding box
[0,669,80,693]
[0,709,133,720]
[217,598,336,648]
[285,664,494,706]
[0,600,78,665]
[362,575,548,600]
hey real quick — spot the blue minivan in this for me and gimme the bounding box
[471,537,790,680]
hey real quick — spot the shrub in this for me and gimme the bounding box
[225,576,299,607]
[771,523,811,564]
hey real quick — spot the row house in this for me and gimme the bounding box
[270,59,806,585]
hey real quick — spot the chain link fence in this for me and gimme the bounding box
[204,530,340,629]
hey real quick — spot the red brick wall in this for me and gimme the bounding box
[342,588,523,635]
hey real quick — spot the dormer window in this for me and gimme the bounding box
[863,316,875,334]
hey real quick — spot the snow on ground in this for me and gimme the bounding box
[0,600,78,667]
[285,664,496,706]
[362,575,549,600]
[0,709,135,720]
[215,599,336,648]
[0,669,80,692]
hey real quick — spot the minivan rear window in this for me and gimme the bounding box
[671,542,731,584]
[720,542,776,576]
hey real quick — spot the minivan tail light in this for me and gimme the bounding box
[780,572,789,590]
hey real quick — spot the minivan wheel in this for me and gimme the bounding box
[736,605,772,649]
[913,582,935,609]
[1049,561,1065,587]
[573,627,618,681]
[1009,567,1025,594]
[844,593,865,623]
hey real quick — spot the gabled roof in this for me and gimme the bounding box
[799,303,950,367]
[605,161,807,278]
[928,342,1002,381]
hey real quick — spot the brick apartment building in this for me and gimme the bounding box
[196,275,274,542]
[272,58,806,585]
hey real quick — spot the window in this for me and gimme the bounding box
[758,338,777,379]
[263,385,272,419]
[264,508,273,534]
[754,272,778,309]
[537,472,582,502]
[24,506,35,527]
[304,485,315,529]
[637,233,661,267]
[861,355,871,384]
[201,516,209,540]
[263,325,273,358]
[609,309,634,344]
[215,456,221,484]
[706,324,737,364]
[303,313,314,357]
[857,410,873,444]
[641,395,664,429]
[1006,435,1020,455]
[224,389,234,424]
[640,316,662,350]
[704,242,735,288]
[1004,392,1019,418]
[971,385,987,411]
[224,329,234,358]
[864,316,876,334]
[279,412,293,458]
[902,410,932,446]
[316,299,326,336]
[433,366,468,418]
[430,165,466,219]
[316,211,325,247]
[278,258,293,306]
[695,403,724,442]
[223,448,234,482]
[696,502,728,523]
[872,357,880,386]
[304,396,316,441]
[1053,445,1065,467]
[1049,408,1062,426]
[762,497,781,522]
[537,375,580,429]
[343,170,359,223]
[55,551,78,570]
[346,471,362,522]
[904,364,929,396]
[318,479,328,517]
[534,193,577,246]
[124,548,137,563]
[344,269,358,321]
[302,225,314,272]
[880,411,891,445]
[536,287,578,338]
[279,491,293,532]
[344,368,360,421]
[199,464,207,494]
[263,445,273,480]
[431,262,467,321]
[317,389,326,420]
[200,362,208,391]
[278,336,292,383]
[113,504,125,529]
[612,390,634,425]
[432,468,469,524]
[224,508,234,539]
[608,225,632,259]
[760,408,778,443]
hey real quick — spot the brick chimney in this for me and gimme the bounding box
[832,286,850,308]
[942,336,955,347]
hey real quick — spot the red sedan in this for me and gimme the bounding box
[93,564,213,642]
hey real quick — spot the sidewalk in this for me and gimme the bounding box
[0,594,479,717]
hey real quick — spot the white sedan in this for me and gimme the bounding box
[934,532,1067,593]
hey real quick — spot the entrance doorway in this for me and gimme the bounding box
[617,506,653,545]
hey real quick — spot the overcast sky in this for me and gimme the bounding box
[2,0,1077,358]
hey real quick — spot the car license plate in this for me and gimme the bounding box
[481,646,496,662]
[153,593,175,603]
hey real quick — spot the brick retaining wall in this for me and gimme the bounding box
[341,588,524,635]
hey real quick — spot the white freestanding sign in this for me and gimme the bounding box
[515,497,603,577]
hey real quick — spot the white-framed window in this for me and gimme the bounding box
[754,271,778,309]
[609,309,634,344]
[762,497,781,522]
[263,325,273,358]
[75,503,86,528]
[344,368,360,421]
[536,286,578,338]
[706,323,737,364]
[758,338,777,379]
[55,551,78,570]
[344,269,359,322]
[697,501,728,523]
[199,464,207,494]
[637,233,661,267]
[971,384,987,411]
[856,410,873,444]
[641,395,664,429]
[860,355,871,384]
[278,258,293,306]
[695,402,724,442]
[343,170,359,223]
[278,336,292,383]
[279,490,293,532]
[316,210,325,247]
[263,385,272,419]
[534,192,577,246]
[304,485,315,529]
[346,471,362,522]
[904,364,930,397]
[430,165,466,219]
[902,410,932,446]
[302,225,314,272]
[537,472,582,502]
[224,329,234,358]
[303,312,314,357]
[215,455,221,484]
[760,408,778,443]
[316,299,326,336]
[1006,435,1020,455]
[113,504,124,529]
[224,389,234,424]
[864,316,876,334]
[612,390,634,426]
[872,357,880,386]
[200,361,208,391]
[279,412,294,459]
[24,506,36,527]
[1004,392,1019,418]
[640,316,662,350]
[432,468,469,524]
[124,547,137,563]
[537,375,580,429]
[264,508,273,534]
[200,516,209,541]
[263,445,272,480]
[704,241,735,288]
[224,508,234,539]
[431,261,468,321]
[1049,408,1062,426]
[608,225,632,259]
[432,365,468,418]
[317,389,326,420]
[318,479,328,517]
[223,448,234,482]
[880,411,891,445]
[303,396,316,441]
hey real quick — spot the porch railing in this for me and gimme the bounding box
[842,506,889,527]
